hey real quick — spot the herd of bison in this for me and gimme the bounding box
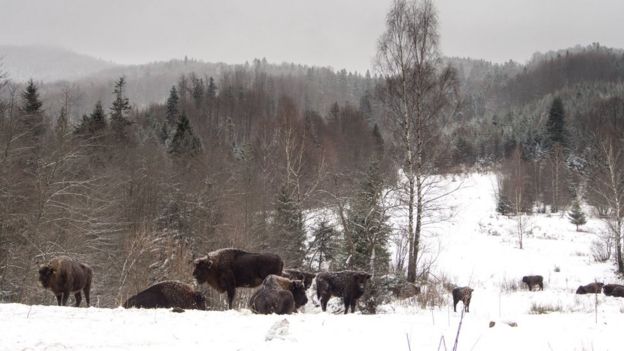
[35,248,624,315]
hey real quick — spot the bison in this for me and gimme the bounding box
[192,248,283,309]
[575,282,604,294]
[282,269,316,290]
[249,275,308,314]
[452,286,473,312]
[123,281,206,311]
[316,270,371,314]
[603,284,624,296]
[38,256,92,307]
[522,275,544,291]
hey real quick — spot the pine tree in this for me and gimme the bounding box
[168,113,202,155]
[75,101,106,135]
[207,77,217,99]
[496,195,512,216]
[55,106,68,139]
[308,221,340,271]
[110,77,131,136]
[272,184,306,267]
[568,199,587,231]
[546,97,566,147]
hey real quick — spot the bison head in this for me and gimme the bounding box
[38,264,55,288]
[355,273,372,294]
[192,256,213,284]
[290,280,308,308]
[521,276,528,284]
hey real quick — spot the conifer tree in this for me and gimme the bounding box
[21,79,42,114]
[165,86,179,126]
[308,221,340,271]
[110,77,131,136]
[272,184,306,267]
[168,113,201,155]
[546,97,566,147]
[207,77,217,99]
[568,199,587,231]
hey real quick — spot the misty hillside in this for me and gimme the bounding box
[0,45,116,82]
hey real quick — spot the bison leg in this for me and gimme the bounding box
[465,298,471,313]
[350,299,357,313]
[61,292,69,306]
[226,287,236,309]
[84,287,91,307]
[343,297,351,314]
[538,282,544,291]
[453,297,458,312]
[320,294,329,312]
[55,294,63,306]
[74,292,82,307]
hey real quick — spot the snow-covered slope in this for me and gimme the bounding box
[2,173,623,351]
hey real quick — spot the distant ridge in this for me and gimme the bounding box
[0,45,117,82]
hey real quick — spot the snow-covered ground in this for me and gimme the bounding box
[2,173,623,351]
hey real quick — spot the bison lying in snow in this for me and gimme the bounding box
[452,287,474,312]
[123,281,206,310]
[522,275,544,291]
[603,284,624,297]
[192,248,283,309]
[316,270,371,314]
[282,269,316,290]
[38,256,92,307]
[249,275,308,314]
[576,282,604,294]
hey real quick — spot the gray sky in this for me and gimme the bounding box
[1,0,623,72]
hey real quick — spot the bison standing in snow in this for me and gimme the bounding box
[316,270,372,314]
[249,275,308,314]
[603,284,624,296]
[575,282,604,294]
[38,256,92,307]
[192,248,283,309]
[123,281,206,310]
[452,286,474,312]
[522,275,544,291]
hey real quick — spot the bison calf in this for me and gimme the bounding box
[249,275,308,314]
[282,269,316,290]
[316,271,371,314]
[38,256,92,307]
[452,287,473,312]
[123,281,206,310]
[193,248,283,309]
[522,275,544,291]
[576,282,604,295]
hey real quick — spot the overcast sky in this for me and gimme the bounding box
[1,0,623,72]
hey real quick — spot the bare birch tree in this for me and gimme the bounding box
[376,0,458,282]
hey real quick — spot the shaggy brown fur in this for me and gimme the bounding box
[575,282,604,294]
[522,275,544,291]
[38,256,92,307]
[249,275,308,314]
[123,281,206,310]
[610,286,624,297]
[603,284,624,296]
[282,269,316,290]
[192,248,283,309]
[452,287,473,312]
[316,271,371,314]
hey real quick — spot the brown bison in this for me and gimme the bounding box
[522,275,544,291]
[452,287,473,312]
[576,282,604,294]
[603,284,624,296]
[249,275,308,314]
[316,270,371,314]
[282,269,316,290]
[123,281,206,310]
[192,248,283,309]
[38,256,92,307]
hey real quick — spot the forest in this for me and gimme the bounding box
[1,5,624,312]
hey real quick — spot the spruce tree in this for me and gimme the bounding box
[546,97,566,147]
[21,79,43,114]
[568,199,587,231]
[110,77,131,136]
[166,86,179,126]
[272,184,306,267]
[308,221,340,270]
[168,113,202,155]
[207,77,217,99]
[349,160,391,276]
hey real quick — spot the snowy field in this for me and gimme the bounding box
[2,173,623,351]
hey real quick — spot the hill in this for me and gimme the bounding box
[0,45,116,82]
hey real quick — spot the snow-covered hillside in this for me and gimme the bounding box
[2,173,623,351]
